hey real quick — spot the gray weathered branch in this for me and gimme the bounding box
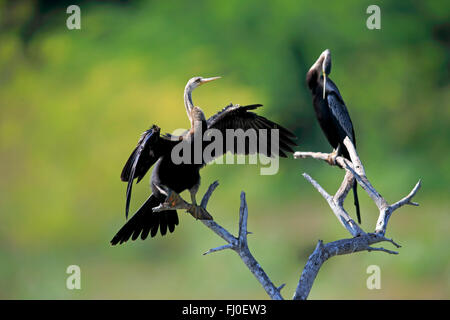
[199,181,284,300]
[159,136,420,300]
[293,137,421,299]
[157,180,283,299]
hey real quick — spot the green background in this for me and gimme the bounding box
[0,0,448,299]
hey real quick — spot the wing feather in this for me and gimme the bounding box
[120,125,177,219]
[327,93,355,144]
[205,104,297,162]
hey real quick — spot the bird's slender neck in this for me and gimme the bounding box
[184,85,194,121]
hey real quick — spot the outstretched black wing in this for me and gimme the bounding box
[204,104,297,162]
[120,125,177,219]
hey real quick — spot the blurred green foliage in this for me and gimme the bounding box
[0,0,448,299]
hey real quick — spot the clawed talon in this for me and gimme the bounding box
[152,204,166,212]
[152,184,213,220]
[327,145,341,166]
[188,204,213,220]
[152,185,189,212]
[327,152,337,165]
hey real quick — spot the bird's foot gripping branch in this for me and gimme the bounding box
[152,184,213,220]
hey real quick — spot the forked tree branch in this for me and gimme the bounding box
[293,137,421,299]
[156,181,284,299]
[153,181,284,300]
[158,137,420,300]
[200,181,284,300]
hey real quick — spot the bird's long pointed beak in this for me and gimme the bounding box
[200,76,221,84]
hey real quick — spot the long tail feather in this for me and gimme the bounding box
[353,182,361,224]
[111,195,178,245]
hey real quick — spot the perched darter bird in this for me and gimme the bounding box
[111,76,297,245]
[306,49,361,223]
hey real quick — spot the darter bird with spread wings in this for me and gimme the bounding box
[111,76,297,245]
[306,49,361,224]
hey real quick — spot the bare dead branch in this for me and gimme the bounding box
[157,181,283,299]
[203,243,234,255]
[303,173,364,237]
[293,137,421,299]
[375,179,422,236]
[157,136,420,300]
[292,232,401,300]
[199,182,284,300]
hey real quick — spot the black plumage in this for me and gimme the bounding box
[111,77,297,245]
[306,49,361,223]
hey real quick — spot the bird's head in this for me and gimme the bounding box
[307,49,332,99]
[186,76,221,91]
[184,76,221,123]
